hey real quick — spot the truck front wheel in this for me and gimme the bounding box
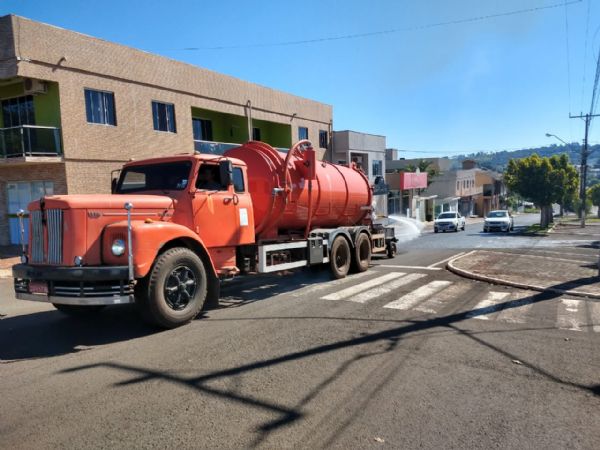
[330,236,351,279]
[141,247,208,328]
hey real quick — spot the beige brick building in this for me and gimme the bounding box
[0,15,333,245]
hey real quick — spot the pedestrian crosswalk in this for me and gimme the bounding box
[294,268,600,333]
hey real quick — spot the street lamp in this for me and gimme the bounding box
[545,133,568,145]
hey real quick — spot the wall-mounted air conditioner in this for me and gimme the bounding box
[23,78,48,95]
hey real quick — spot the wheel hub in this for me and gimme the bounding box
[164,265,197,311]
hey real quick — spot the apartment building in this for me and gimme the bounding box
[0,15,332,245]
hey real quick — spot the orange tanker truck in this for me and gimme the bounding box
[12,140,397,328]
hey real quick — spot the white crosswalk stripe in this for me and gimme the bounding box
[590,302,600,333]
[414,282,472,314]
[350,273,427,304]
[495,291,536,324]
[322,272,403,301]
[556,298,587,332]
[383,280,453,310]
[467,291,510,320]
[291,270,375,298]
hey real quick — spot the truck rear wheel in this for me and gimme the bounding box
[352,233,371,273]
[141,247,207,328]
[330,236,351,279]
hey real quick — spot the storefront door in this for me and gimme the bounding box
[6,181,53,245]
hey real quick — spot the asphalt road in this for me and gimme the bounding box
[1,214,599,449]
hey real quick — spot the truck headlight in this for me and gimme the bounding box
[111,239,126,256]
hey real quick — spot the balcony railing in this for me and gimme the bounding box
[0,125,62,158]
[194,140,290,155]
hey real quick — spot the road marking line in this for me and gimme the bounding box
[468,291,511,320]
[376,265,442,271]
[383,280,452,310]
[291,270,375,297]
[556,298,587,332]
[589,302,600,333]
[322,273,403,301]
[427,252,467,268]
[414,282,472,314]
[495,291,535,324]
[350,273,427,304]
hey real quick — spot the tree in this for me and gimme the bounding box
[549,154,579,216]
[504,154,567,227]
[589,183,600,218]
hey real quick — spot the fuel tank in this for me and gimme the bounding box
[225,141,372,239]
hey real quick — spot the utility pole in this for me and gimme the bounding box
[569,112,600,227]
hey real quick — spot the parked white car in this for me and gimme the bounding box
[483,210,514,233]
[434,211,465,233]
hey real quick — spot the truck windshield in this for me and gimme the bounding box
[116,161,192,193]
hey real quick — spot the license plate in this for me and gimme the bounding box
[29,281,48,295]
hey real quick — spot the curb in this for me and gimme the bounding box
[446,251,600,300]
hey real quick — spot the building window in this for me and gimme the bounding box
[298,126,308,140]
[319,130,328,148]
[2,95,35,126]
[152,101,176,133]
[252,127,261,141]
[192,118,213,141]
[84,89,116,125]
[457,181,460,190]
[372,160,383,177]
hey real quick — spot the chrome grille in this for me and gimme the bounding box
[29,208,63,264]
[47,209,63,264]
[30,210,44,263]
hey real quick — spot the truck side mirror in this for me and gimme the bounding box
[219,160,233,187]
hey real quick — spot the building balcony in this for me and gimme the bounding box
[0,125,63,162]
[194,139,290,155]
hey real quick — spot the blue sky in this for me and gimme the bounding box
[2,0,599,158]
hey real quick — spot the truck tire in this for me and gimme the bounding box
[329,236,351,279]
[141,247,208,328]
[386,241,397,259]
[352,233,371,273]
[53,304,105,316]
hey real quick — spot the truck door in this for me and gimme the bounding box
[192,163,240,247]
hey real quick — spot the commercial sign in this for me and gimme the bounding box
[399,172,428,190]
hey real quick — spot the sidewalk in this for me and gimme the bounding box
[448,225,600,298]
[0,246,20,278]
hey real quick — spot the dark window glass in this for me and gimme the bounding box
[252,127,261,141]
[192,118,213,141]
[298,126,308,140]
[319,130,328,148]
[233,167,245,193]
[1,95,34,127]
[152,101,176,133]
[372,160,383,176]
[84,89,116,125]
[116,161,191,193]
[196,164,226,190]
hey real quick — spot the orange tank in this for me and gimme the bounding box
[225,141,372,240]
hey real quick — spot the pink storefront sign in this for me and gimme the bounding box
[399,172,428,190]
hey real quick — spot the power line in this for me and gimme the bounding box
[564,0,573,114]
[177,0,582,51]
[580,0,591,112]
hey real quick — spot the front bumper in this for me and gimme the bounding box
[484,223,510,231]
[435,223,458,231]
[13,264,134,306]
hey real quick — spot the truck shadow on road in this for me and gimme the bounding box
[0,305,156,361]
[56,274,600,447]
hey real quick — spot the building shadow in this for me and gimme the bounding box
[59,275,600,446]
[0,305,156,361]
